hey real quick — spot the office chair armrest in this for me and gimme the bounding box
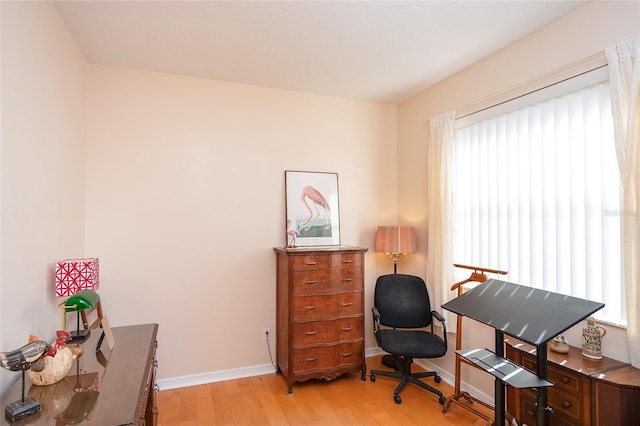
[372,307,382,345]
[372,307,381,330]
[432,310,445,325]
[431,310,448,347]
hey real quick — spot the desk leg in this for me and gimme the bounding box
[536,344,550,426]
[495,330,506,426]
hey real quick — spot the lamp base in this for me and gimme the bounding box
[69,329,90,342]
[5,396,41,422]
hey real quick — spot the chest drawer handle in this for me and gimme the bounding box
[305,280,317,284]
[341,302,353,307]
[561,401,571,409]
[305,331,317,335]
[306,261,317,265]
[305,305,317,310]
[342,278,353,282]
[342,327,353,331]
[341,352,353,357]
[305,357,317,362]
[561,376,571,384]
[342,259,353,263]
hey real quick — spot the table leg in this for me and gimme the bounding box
[536,343,550,426]
[495,330,506,426]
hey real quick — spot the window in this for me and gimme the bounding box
[452,68,624,325]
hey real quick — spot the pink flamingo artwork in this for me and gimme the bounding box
[300,186,331,229]
[286,219,299,247]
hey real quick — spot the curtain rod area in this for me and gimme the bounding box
[455,52,607,120]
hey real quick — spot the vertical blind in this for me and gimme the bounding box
[453,74,623,325]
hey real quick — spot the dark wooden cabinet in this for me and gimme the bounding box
[274,246,367,394]
[1,323,158,425]
[506,339,639,426]
[591,365,640,426]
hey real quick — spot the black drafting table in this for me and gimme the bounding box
[441,279,604,426]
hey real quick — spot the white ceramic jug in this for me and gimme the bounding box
[582,317,607,359]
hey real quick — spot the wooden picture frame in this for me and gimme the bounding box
[285,170,340,247]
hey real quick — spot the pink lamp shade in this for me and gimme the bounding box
[375,226,417,255]
[375,226,417,274]
[55,258,100,297]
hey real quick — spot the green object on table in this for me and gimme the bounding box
[64,290,100,312]
[64,289,101,342]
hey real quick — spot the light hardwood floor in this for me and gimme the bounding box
[156,355,493,425]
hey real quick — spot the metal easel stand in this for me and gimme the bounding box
[442,263,508,426]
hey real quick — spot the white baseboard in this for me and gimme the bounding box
[157,363,276,390]
[157,347,494,407]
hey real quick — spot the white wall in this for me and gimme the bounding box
[398,0,640,399]
[84,64,398,380]
[0,1,86,394]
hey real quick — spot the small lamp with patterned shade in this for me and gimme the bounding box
[55,258,99,297]
[55,258,100,342]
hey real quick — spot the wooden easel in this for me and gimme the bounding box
[442,263,508,425]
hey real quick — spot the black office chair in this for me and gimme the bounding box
[370,274,448,404]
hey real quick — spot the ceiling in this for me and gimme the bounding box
[53,1,589,104]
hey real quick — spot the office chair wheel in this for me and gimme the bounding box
[438,395,446,405]
[369,373,376,382]
[434,375,441,383]
[394,395,402,404]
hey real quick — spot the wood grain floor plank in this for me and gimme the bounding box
[157,356,494,425]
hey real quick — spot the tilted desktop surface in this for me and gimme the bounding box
[441,278,604,346]
[442,279,604,426]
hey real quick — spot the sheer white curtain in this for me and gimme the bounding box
[606,36,640,368]
[427,111,456,319]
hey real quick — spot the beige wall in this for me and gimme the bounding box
[84,65,398,380]
[0,1,86,394]
[0,0,399,391]
[398,1,640,398]
[2,0,638,400]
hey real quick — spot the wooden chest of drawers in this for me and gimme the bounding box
[274,246,367,394]
[506,339,632,426]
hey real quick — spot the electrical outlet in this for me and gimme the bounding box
[263,328,271,341]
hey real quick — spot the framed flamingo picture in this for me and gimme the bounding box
[285,170,340,247]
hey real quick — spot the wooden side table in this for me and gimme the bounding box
[591,365,640,426]
[506,338,637,426]
[1,323,158,425]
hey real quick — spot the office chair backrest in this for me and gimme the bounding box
[374,274,432,329]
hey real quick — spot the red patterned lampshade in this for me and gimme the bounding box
[55,258,100,297]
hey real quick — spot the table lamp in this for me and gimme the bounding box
[55,258,100,342]
[375,226,417,273]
